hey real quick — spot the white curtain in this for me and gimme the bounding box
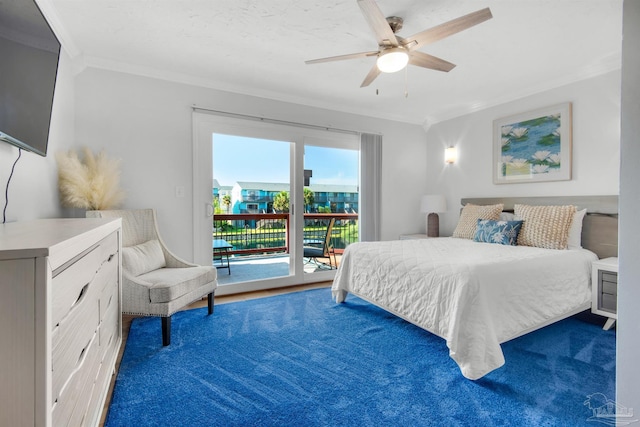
[359,133,382,241]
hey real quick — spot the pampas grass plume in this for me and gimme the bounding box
[56,147,125,210]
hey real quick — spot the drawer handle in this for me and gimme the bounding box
[77,339,91,366]
[75,283,89,306]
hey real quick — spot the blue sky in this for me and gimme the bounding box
[213,134,358,187]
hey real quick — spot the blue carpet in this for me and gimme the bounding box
[105,288,615,426]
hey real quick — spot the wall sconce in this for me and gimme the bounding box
[445,146,457,164]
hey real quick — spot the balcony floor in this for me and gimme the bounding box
[214,254,338,285]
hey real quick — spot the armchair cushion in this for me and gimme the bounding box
[138,266,217,304]
[122,239,166,276]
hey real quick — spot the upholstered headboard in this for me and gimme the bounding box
[461,196,618,259]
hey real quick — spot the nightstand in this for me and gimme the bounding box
[591,257,618,330]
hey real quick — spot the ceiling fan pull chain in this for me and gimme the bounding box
[404,66,409,98]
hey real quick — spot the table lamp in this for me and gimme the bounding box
[420,195,447,237]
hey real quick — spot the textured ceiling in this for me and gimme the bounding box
[40,0,622,127]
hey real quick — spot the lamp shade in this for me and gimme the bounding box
[420,195,447,214]
[377,48,409,73]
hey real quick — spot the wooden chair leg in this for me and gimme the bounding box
[162,316,171,346]
[208,292,215,315]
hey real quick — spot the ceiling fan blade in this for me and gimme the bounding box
[408,51,456,72]
[403,7,492,50]
[357,0,399,47]
[360,63,381,87]
[305,50,379,65]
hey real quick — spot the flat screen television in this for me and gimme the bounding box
[0,0,61,157]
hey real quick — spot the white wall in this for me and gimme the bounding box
[0,50,75,223]
[424,70,621,236]
[72,67,427,259]
[617,0,640,413]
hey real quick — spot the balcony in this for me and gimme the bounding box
[212,213,356,285]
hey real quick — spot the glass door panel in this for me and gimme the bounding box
[212,134,292,290]
[302,144,359,281]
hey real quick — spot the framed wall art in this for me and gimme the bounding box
[493,103,572,184]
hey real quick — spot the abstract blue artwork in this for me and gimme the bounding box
[493,103,572,184]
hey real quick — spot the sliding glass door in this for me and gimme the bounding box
[192,111,359,295]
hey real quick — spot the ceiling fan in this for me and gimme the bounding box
[305,0,493,88]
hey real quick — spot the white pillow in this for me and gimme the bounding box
[567,209,587,249]
[122,239,166,276]
[499,212,516,221]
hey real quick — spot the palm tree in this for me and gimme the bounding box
[303,187,315,212]
[273,191,289,212]
[222,194,231,213]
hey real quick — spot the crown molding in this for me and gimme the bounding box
[422,53,622,132]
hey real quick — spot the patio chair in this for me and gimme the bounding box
[303,218,336,270]
[86,209,217,346]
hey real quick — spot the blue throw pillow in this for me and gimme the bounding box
[474,219,524,246]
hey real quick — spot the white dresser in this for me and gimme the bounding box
[0,218,122,427]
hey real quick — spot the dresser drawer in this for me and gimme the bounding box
[52,331,101,427]
[51,232,118,329]
[83,305,121,426]
[51,294,99,403]
[99,271,119,325]
[87,317,121,425]
[85,359,110,427]
[100,282,120,347]
[51,248,102,330]
[100,312,120,367]
[602,280,617,296]
[601,271,617,284]
[601,294,617,313]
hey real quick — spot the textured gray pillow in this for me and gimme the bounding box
[453,203,503,239]
[122,239,166,276]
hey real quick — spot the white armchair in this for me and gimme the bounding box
[86,209,217,346]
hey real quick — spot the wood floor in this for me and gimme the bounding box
[99,281,332,426]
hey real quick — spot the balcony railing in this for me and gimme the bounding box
[213,213,358,258]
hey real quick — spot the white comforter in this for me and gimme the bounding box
[331,237,597,380]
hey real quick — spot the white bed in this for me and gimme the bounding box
[331,196,618,380]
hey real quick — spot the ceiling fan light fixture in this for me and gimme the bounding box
[376,48,409,73]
